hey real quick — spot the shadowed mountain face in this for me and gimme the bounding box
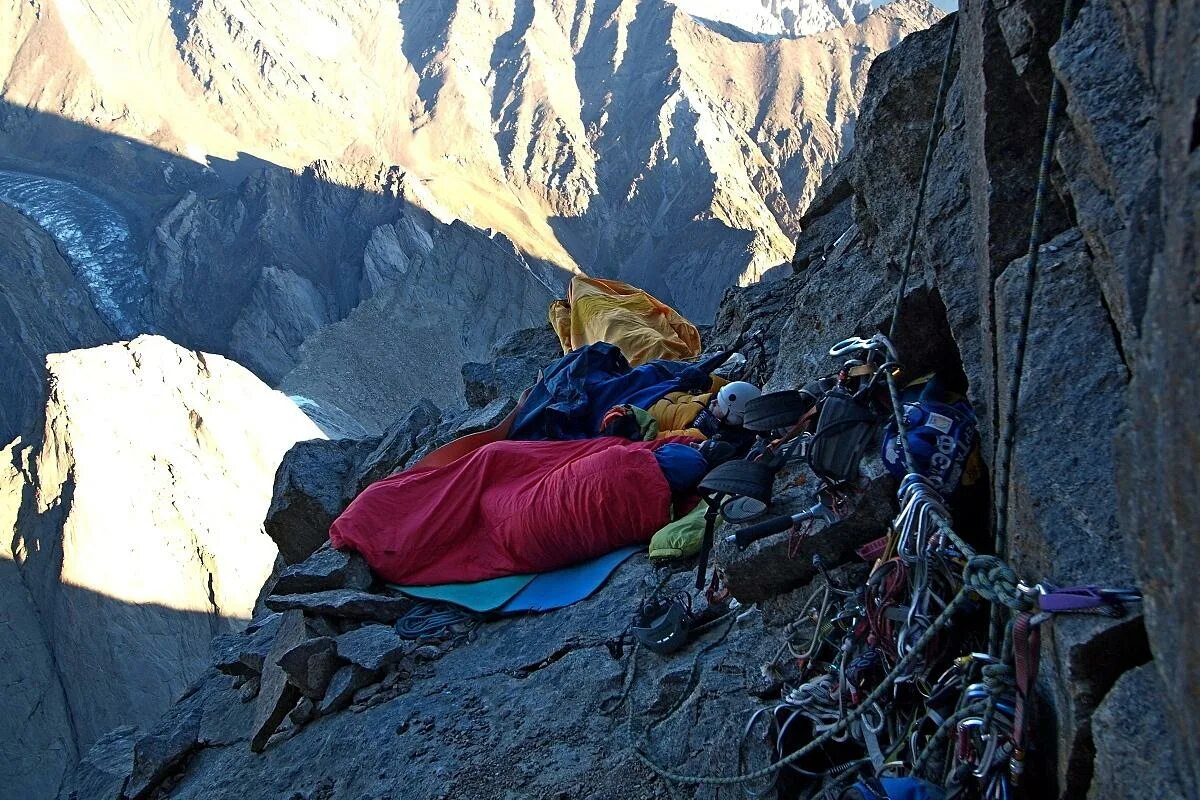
[0,0,941,321]
[0,121,563,441]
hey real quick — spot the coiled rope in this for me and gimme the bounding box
[630,554,1033,787]
[625,4,1091,790]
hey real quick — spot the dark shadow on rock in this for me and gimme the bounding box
[0,99,572,445]
[0,100,570,800]
[394,0,458,112]
[0,577,251,800]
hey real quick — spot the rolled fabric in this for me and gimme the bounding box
[653,443,708,494]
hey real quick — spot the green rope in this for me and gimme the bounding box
[990,0,1079,655]
[889,13,961,340]
[632,555,1032,788]
[635,587,970,786]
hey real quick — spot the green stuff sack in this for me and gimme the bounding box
[648,502,708,560]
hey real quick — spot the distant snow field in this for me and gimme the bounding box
[667,0,871,38]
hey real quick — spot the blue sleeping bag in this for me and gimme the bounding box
[510,342,720,440]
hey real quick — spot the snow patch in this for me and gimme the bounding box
[667,0,871,39]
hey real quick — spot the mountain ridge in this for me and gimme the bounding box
[0,0,942,318]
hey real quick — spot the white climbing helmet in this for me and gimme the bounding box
[713,381,761,426]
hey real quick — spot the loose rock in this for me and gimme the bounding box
[239,677,261,704]
[278,637,341,699]
[288,698,317,728]
[273,545,374,595]
[318,665,378,717]
[265,438,377,564]
[211,614,283,678]
[250,611,307,753]
[335,624,411,672]
[718,459,897,602]
[265,590,411,623]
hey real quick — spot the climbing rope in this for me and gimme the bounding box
[393,601,477,640]
[623,351,1136,791]
[633,580,976,786]
[616,7,1127,795]
[888,13,960,341]
[990,0,1079,651]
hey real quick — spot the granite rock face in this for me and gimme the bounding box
[0,336,322,800]
[62,559,782,800]
[709,4,1197,796]
[1098,1,1200,794]
[1087,664,1188,800]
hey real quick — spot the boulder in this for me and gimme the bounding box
[460,323,560,408]
[249,611,307,753]
[488,325,563,362]
[273,546,373,595]
[288,698,317,728]
[717,458,898,603]
[197,677,256,748]
[318,665,379,717]
[125,688,207,799]
[461,356,542,409]
[335,625,411,672]
[352,400,442,494]
[265,438,378,564]
[448,397,516,438]
[277,637,341,700]
[210,613,283,678]
[238,678,260,704]
[407,396,519,465]
[264,591,412,623]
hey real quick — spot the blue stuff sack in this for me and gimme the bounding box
[881,377,977,494]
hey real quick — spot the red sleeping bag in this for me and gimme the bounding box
[329,436,680,585]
